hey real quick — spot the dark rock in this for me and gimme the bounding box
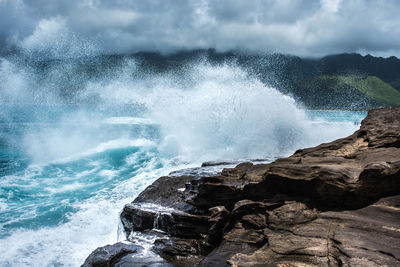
[130,175,194,210]
[155,211,211,238]
[201,161,237,167]
[115,254,173,267]
[121,204,156,234]
[153,237,206,259]
[82,242,139,267]
[206,206,230,245]
[198,241,258,267]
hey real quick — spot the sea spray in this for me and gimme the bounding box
[0,55,364,266]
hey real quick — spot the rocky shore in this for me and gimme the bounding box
[83,106,400,267]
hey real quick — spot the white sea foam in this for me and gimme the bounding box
[44,182,86,194]
[103,117,154,125]
[0,201,7,213]
[48,138,156,164]
[0,157,190,267]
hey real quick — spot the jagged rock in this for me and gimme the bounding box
[84,106,400,266]
[206,206,230,245]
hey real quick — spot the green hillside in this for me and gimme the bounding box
[337,75,400,106]
[290,75,400,109]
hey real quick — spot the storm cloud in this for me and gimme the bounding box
[0,0,399,57]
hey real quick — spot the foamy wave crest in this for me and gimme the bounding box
[1,56,360,164]
[79,60,360,161]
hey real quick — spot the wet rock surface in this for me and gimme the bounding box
[84,106,400,266]
[82,242,140,267]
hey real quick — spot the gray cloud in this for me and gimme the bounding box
[0,0,399,57]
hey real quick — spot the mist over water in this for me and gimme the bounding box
[1,56,361,161]
[0,54,365,266]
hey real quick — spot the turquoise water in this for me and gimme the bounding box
[0,106,161,235]
[0,57,367,266]
[306,110,367,123]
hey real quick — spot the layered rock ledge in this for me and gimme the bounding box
[84,106,400,267]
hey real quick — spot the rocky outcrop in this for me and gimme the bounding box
[84,106,400,266]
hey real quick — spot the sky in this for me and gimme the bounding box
[0,0,399,58]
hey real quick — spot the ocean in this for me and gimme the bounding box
[0,56,366,266]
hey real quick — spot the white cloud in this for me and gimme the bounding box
[0,0,399,57]
[20,17,98,58]
[72,9,139,30]
[21,17,66,50]
[321,0,342,13]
